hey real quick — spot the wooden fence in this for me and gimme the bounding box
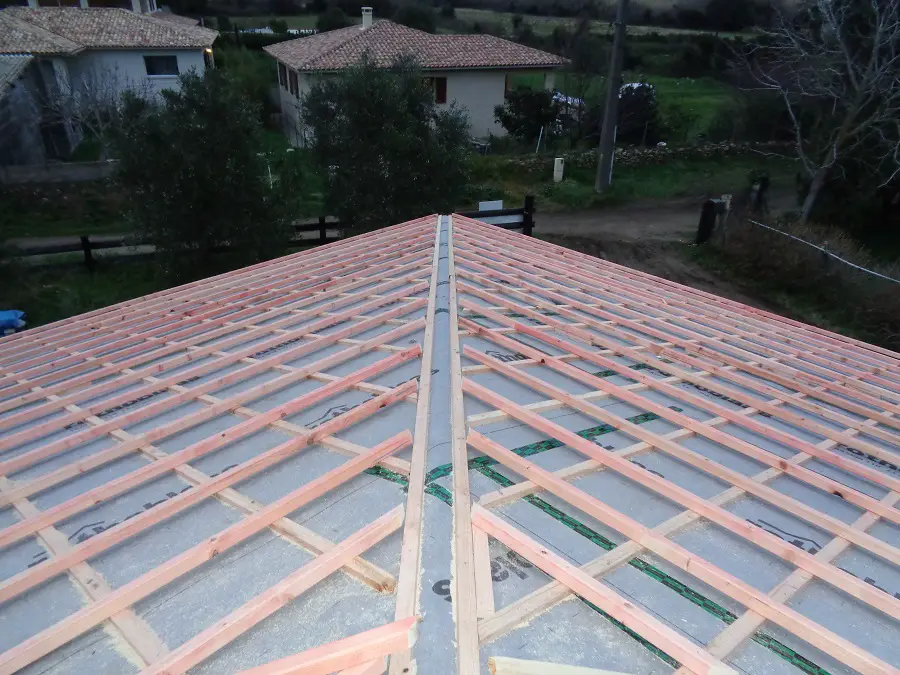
[6,197,535,269]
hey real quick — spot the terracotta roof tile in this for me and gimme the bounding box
[265,20,566,71]
[0,7,217,53]
[0,54,33,100]
[0,12,81,55]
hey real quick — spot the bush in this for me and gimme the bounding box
[494,87,559,142]
[710,220,900,350]
[214,45,278,118]
[268,18,289,32]
[114,71,307,281]
[301,55,471,231]
[617,83,660,146]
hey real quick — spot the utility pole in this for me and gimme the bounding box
[594,0,629,193]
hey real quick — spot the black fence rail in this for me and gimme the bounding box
[5,197,535,269]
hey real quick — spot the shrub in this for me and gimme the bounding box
[114,71,307,281]
[301,55,471,231]
[268,18,289,33]
[494,87,559,142]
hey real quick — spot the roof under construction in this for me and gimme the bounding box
[0,215,899,675]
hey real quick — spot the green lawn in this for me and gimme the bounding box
[0,183,128,241]
[508,72,734,140]
[0,260,166,328]
[227,14,324,29]
[468,154,797,211]
[452,8,751,38]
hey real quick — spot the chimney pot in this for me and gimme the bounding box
[361,6,373,29]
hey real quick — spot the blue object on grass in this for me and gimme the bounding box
[0,310,26,332]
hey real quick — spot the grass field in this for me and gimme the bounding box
[468,154,797,211]
[452,8,750,37]
[228,14,323,29]
[509,71,734,140]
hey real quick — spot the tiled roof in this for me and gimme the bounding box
[265,20,567,71]
[150,10,202,27]
[0,54,33,100]
[0,11,81,55]
[0,7,217,54]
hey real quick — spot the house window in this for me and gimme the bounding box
[289,70,299,98]
[278,63,288,89]
[144,55,179,76]
[434,76,447,104]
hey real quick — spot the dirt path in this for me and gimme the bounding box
[535,199,785,312]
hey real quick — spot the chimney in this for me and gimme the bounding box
[361,6,373,29]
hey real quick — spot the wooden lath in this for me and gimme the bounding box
[450,215,900,675]
[0,218,439,675]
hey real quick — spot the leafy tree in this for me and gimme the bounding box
[317,4,352,31]
[440,4,455,18]
[301,56,471,231]
[214,45,278,119]
[114,71,306,281]
[494,87,559,142]
[392,3,437,32]
[269,18,289,33]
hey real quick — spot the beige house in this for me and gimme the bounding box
[264,9,566,142]
[0,7,216,164]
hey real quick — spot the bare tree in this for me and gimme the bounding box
[42,64,153,158]
[745,0,900,223]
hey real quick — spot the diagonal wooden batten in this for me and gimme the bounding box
[461,378,900,621]
[471,504,736,675]
[138,506,406,675]
[455,225,900,405]
[233,617,419,675]
[447,216,481,675]
[454,244,900,425]
[456,267,900,440]
[341,660,388,675]
[390,215,441,675]
[487,657,638,674]
[0,309,424,481]
[0,217,435,365]
[0,350,418,556]
[477,416,886,644]
[452,216,900,371]
[453,231,900,401]
[469,430,898,675]
[0,432,413,675]
[672,490,900,675]
[0,303,421,473]
[3,242,432,384]
[0,475,170,668]
[457,289,900,492]
[0,218,430,357]
[0,272,428,414]
[0,229,430,382]
[1,259,427,401]
[461,326,900,530]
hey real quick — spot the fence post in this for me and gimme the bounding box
[80,236,95,271]
[319,215,327,244]
[695,200,717,245]
[523,195,535,236]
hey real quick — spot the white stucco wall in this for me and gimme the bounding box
[436,69,507,138]
[271,59,557,143]
[67,49,207,98]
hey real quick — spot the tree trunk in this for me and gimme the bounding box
[800,166,828,225]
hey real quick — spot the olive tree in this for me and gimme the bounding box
[115,70,306,280]
[301,55,471,230]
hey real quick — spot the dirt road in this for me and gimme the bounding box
[535,199,783,311]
